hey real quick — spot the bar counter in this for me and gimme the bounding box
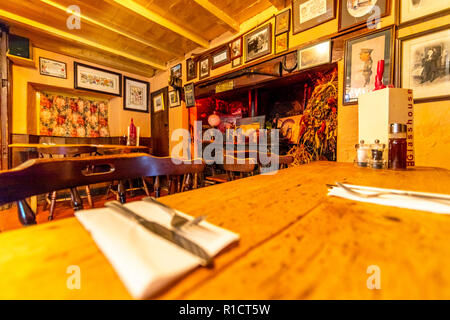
[0,162,449,299]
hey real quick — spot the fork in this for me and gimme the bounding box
[143,197,206,228]
[335,182,450,204]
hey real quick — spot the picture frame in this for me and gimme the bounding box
[211,46,231,69]
[275,9,290,35]
[343,27,394,105]
[339,0,390,32]
[123,76,149,113]
[152,91,165,113]
[298,39,331,70]
[244,24,272,63]
[74,62,122,96]
[168,90,181,107]
[199,56,210,80]
[170,63,182,78]
[399,0,450,26]
[39,57,67,79]
[230,37,243,59]
[184,83,196,108]
[186,58,197,81]
[232,57,242,68]
[292,0,335,35]
[275,32,289,54]
[398,25,450,103]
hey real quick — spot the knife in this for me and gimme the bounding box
[105,201,213,267]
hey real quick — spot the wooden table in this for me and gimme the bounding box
[0,162,449,299]
[9,143,150,153]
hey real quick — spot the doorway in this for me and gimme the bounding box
[150,87,169,156]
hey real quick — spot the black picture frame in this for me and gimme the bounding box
[74,62,122,97]
[292,0,335,35]
[211,46,231,69]
[168,89,181,108]
[199,56,210,80]
[275,9,290,35]
[171,63,182,78]
[244,24,272,63]
[186,58,197,81]
[339,0,391,32]
[123,76,150,113]
[184,83,196,108]
[343,26,394,105]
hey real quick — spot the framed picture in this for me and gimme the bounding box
[186,58,197,81]
[400,0,450,26]
[339,0,390,31]
[123,77,149,113]
[230,37,243,59]
[168,90,181,107]
[184,83,195,108]
[211,46,230,69]
[74,62,122,96]
[245,24,272,63]
[298,40,331,70]
[171,63,182,78]
[399,26,450,103]
[152,92,165,113]
[232,57,242,68]
[199,56,210,80]
[275,32,289,54]
[39,57,67,79]
[343,27,394,105]
[275,9,290,35]
[292,0,335,34]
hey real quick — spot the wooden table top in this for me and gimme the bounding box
[9,143,149,150]
[1,162,449,299]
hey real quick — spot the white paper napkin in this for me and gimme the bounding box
[328,184,450,214]
[75,201,240,299]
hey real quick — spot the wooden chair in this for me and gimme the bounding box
[0,153,205,226]
[37,146,97,220]
[167,158,206,195]
[222,154,257,181]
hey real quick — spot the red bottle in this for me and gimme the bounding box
[129,118,137,146]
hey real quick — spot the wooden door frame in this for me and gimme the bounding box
[0,25,10,170]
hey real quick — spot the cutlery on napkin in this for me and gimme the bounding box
[328,183,450,214]
[75,200,239,299]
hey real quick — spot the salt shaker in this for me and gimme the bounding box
[355,140,369,167]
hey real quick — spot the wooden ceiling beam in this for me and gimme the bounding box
[192,0,240,32]
[111,0,210,48]
[0,8,167,70]
[268,0,288,10]
[38,0,182,57]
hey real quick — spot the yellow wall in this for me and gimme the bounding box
[151,3,449,169]
[12,47,152,137]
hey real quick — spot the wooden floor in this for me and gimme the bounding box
[0,189,168,232]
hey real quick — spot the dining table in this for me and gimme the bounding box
[8,143,150,154]
[0,161,449,299]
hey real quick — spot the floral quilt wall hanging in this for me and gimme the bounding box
[39,91,110,137]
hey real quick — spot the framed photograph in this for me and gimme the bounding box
[275,32,289,54]
[339,0,390,31]
[171,63,182,78]
[199,56,210,80]
[275,9,290,35]
[343,27,394,105]
[400,0,450,25]
[245,24,272,63]
[152,92,165,113]
[168,90,181,107]
[184,83,195,108]
[186,58,197,81]
[399,26,450,103]
[74,62,122,96]
[298,40,331,70]
[39,57,67,79]
[292,0,335,34]
[211,46,230,69]
[230,37,243,59]
[123,76,149,113]
[232,57,242,68]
